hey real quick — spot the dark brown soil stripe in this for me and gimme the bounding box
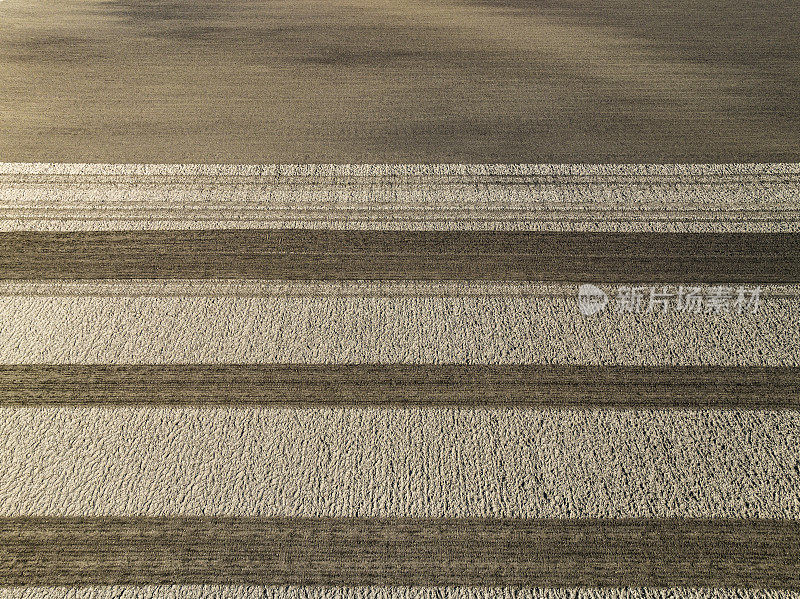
[1,517,798,587]
[1,365,797,408]
[0,231,798,282]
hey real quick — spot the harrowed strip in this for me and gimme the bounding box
[1,365,798,408]
[2,588,799,599]
[0,231,798,282]
[1,518,799,587]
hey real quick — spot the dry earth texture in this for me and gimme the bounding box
[1,0,799,162]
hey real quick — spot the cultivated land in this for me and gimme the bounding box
[1,0,799,162]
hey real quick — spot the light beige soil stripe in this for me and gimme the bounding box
[1,280,799,298]
[0,293,796,365]
[1,408,798,518]
[2,164,799,232]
